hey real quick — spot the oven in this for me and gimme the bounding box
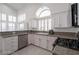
[52,38,79,55]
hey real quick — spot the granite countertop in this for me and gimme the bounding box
[0,31,28,38]
[34,32,78,40]
[0,31,78,40]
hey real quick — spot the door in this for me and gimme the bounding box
[18,34,28,49]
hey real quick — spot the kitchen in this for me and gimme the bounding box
[0,3,79,55]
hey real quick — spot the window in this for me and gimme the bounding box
[36,6,51,18]
[35,6,52,31]
[2,13,6,21]
[1,13,7,31]
[8,16,16,22]
[18,14,26,22]
[8,23,15,31]
[18,14,26,30]
[8,16,12,22]
[0,13,1,31]
[19,23,24,30]
[1,22,6,31]
[13,16,16,22]
[8,15,16,31]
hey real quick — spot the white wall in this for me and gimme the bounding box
[16,3,79,32]
[0,4,16,16]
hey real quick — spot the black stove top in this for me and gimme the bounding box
[54,38,79,49]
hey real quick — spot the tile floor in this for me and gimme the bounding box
[12,45,52,55]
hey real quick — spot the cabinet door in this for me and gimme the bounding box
[39,36,48,49]
[54,11,71,28]
[59,12,71,27]
[2,37,13,54]
[11,36,18,52]
[47,37,57,51]
[0,37,2,55]
[2,36,18,54]
[33,35,40,46]
[28,34,34,44]
[54,14,60,28]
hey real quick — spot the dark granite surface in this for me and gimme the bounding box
[0,30,78,40]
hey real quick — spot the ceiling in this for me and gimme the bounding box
[5,3,29,11]
[5,3,51,11]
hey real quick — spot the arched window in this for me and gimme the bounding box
[36,6,51,18]
[35,6,52,31]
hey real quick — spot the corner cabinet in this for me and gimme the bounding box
[47,37,57,51]
[28,34,58,51]
[28,34,34,44]
[53,11,71,28]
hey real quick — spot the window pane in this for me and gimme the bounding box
[0,13,1,21]
[13,16,16,22]
[18,14,26,22]
[19,23,24,29]
[38,20,42,31]
[8,16,12,22]
[0,23,1,31]
[2,13,6,21]
[36,6,50,17]
[8,23,15,31]
[41,20,44,31]
[45,19,48,31]
[2,23,6,31]
[48,19,52,30]
[40,10,51,17]
[8,23,13,26]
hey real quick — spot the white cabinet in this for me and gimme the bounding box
[54,11,71,28]
[28,34,58,51]
[53,3,71,14]
[0,37,2,55]
[39,36,48,49]
[33,35,48,49]
[28,34,34,44]
[33,35,40,46]
[2,36,18,55]
[47,37,57,51]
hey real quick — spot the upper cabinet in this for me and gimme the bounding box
[53,11,71,28]
[52,3,71,14]
[50,3,72,28]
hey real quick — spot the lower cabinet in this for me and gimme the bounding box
[0,37,2,55]
[28,34,57,51]
[28,34,34,44]
[2,36,18,55]
[47,37,57,51]
[33,35,40,46]
[39,36,48,49]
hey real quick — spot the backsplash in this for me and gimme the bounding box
[54,28,79,33]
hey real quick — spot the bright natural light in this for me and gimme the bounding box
[36,6,51,18]
[36,6,52,31]
[2,13,6,21]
